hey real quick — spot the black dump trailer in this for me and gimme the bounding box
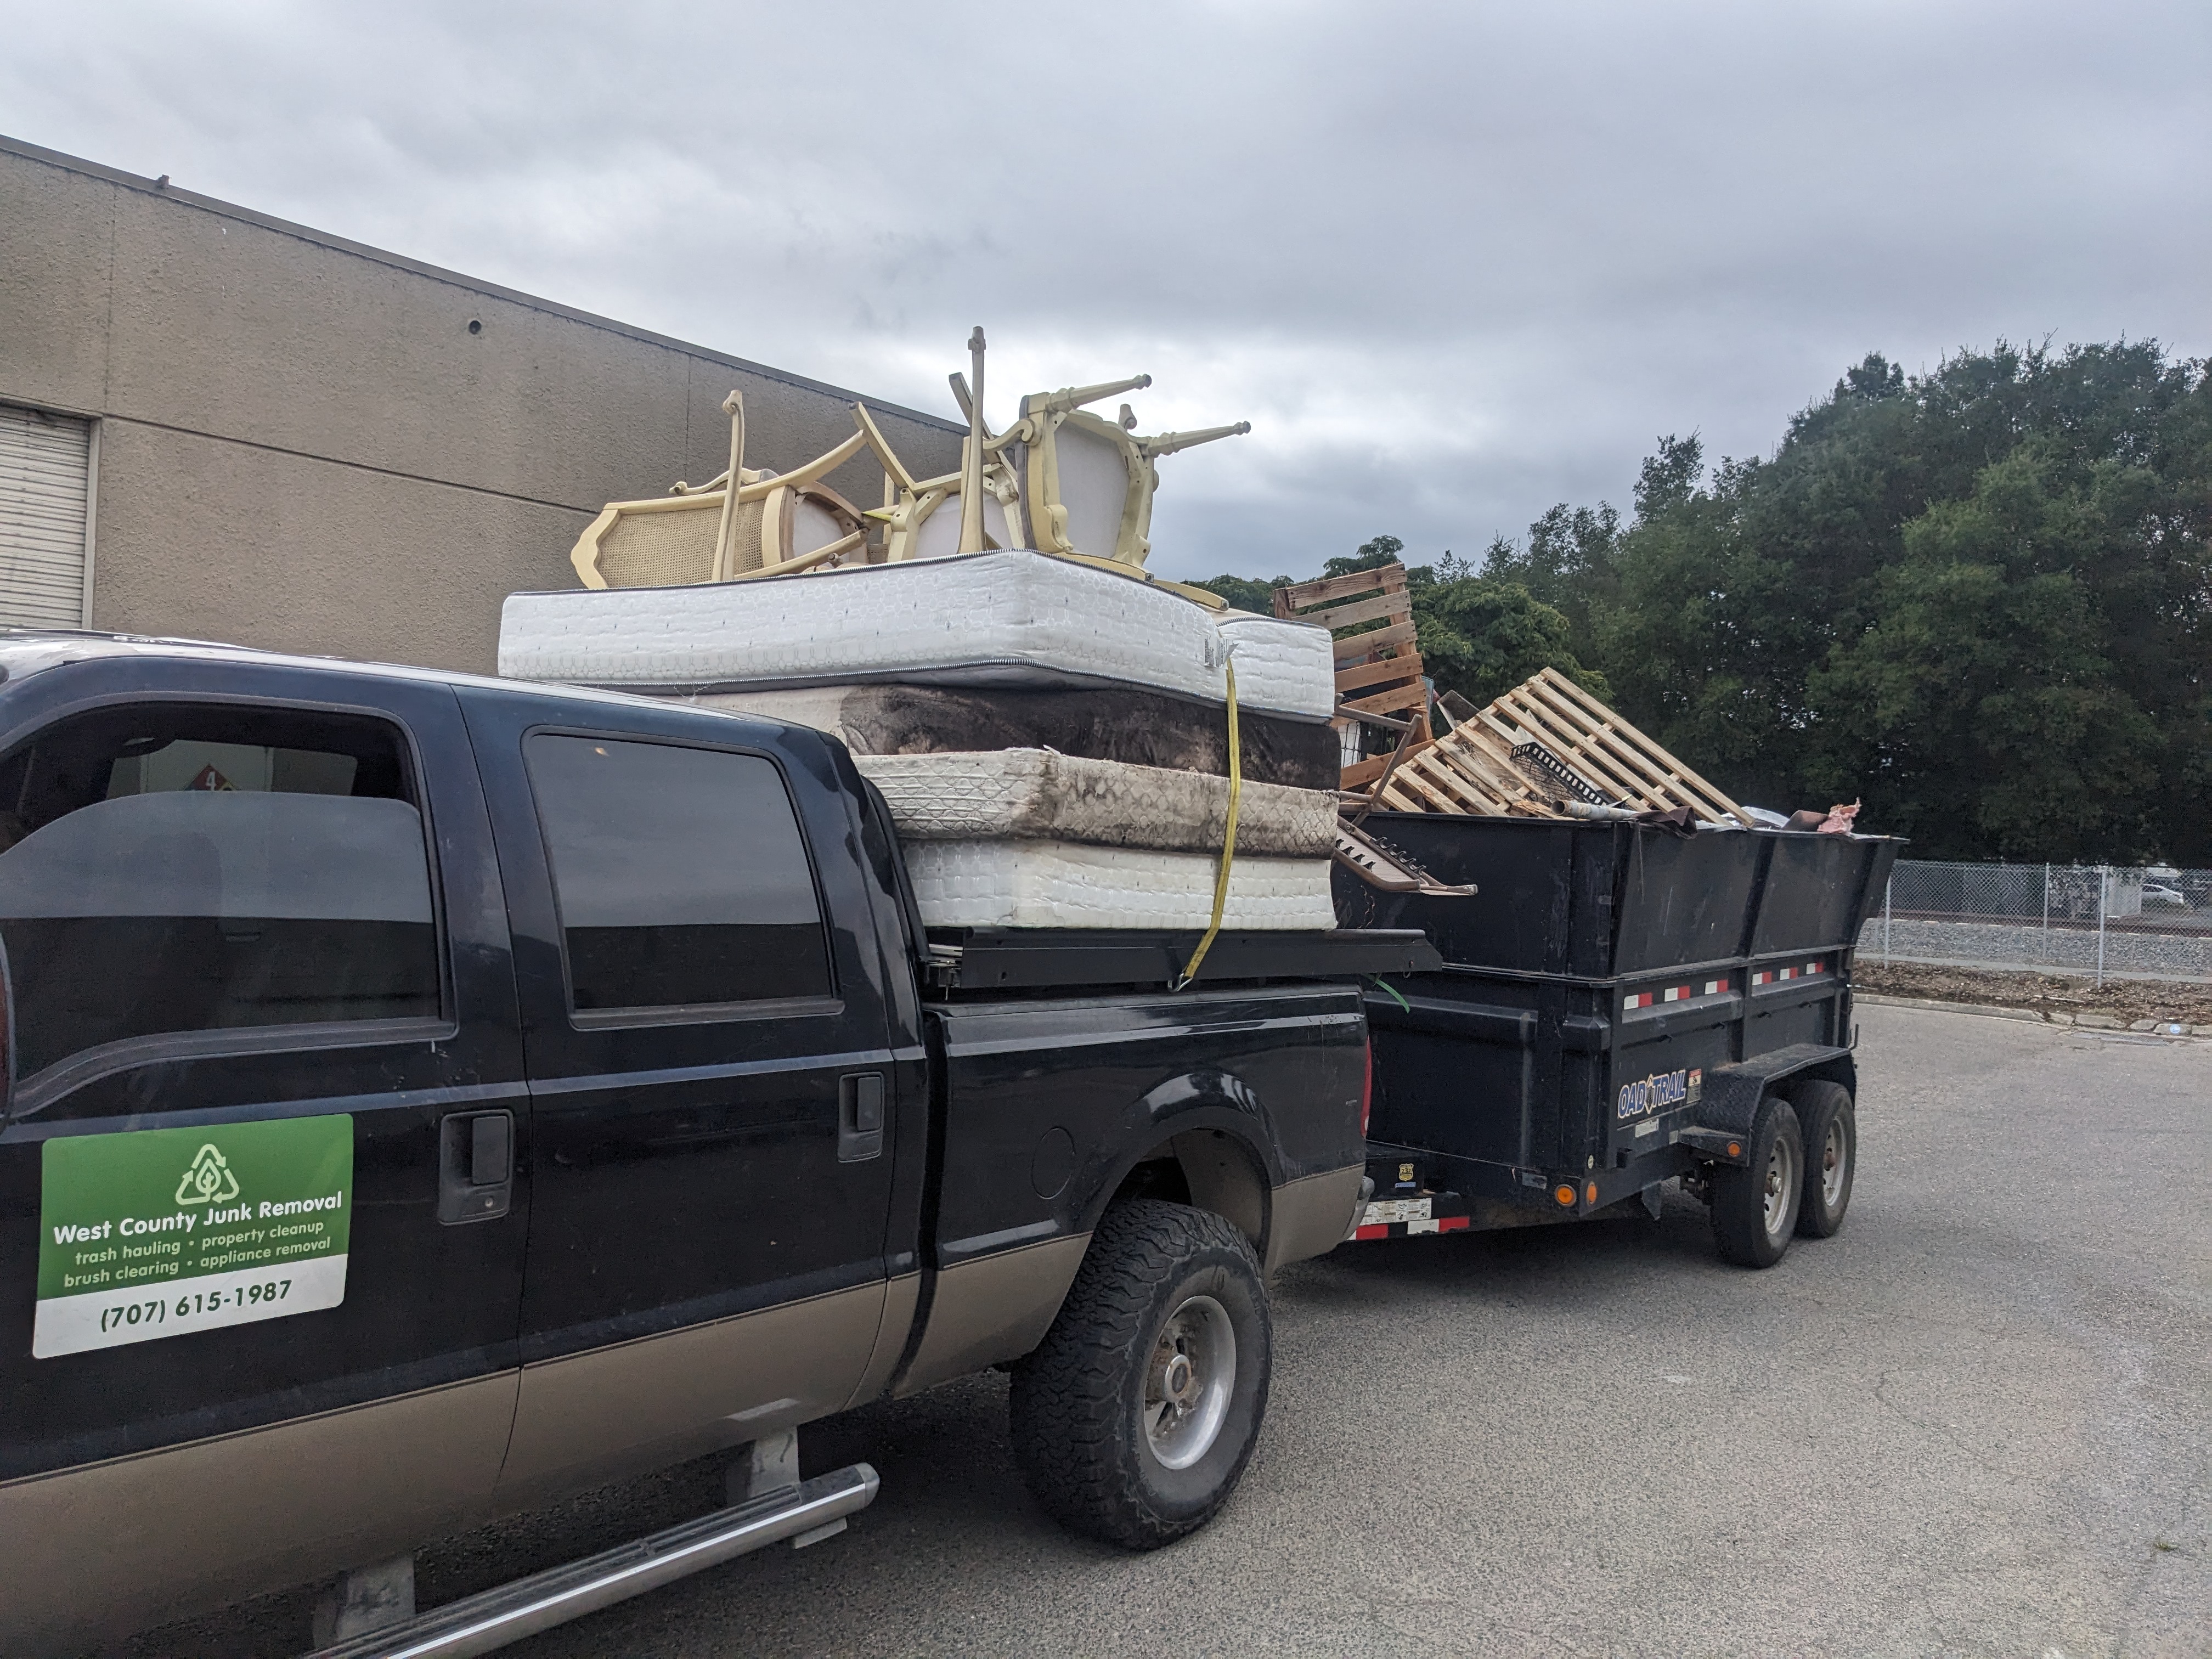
[1333,815,1901,1267]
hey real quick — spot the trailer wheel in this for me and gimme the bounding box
[1790,1080,1856,1238]
[1709,1096,1803,1268]
[1008,1199,1271,1550]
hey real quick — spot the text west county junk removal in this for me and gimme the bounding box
[35,1115,352,1358]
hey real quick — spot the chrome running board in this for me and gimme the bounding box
[302,1462,879,1659]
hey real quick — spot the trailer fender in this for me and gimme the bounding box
[1678,1043,1855,1164]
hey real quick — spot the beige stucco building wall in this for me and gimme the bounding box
[0,135,963,674]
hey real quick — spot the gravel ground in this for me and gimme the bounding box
[1857,960,2212,1024]
[116,1004,2210,1658]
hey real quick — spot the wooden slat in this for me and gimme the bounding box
[1488,694,1649,806]
[1340,739,1434,791]
[1341,681,1430,718]
[1340,754,1391,791]
[1504,681,1705,815]
[1480,668,1747,826]
[1334,653,1425,692]
[1429,740,1544,814]
[1333,619,1419,661]
[1415,750,1513,813]
[1390,761,1463,814]
[1277,565,1407,612]
[1529,668,1748,823]
[1376,774,1430,812]
[1296,589,1410,631]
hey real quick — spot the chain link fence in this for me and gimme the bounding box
[1856,860,2212,983]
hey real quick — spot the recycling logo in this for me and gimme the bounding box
[174,1144,240,1206]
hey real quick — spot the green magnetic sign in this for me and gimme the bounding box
[35,1115,353,1359]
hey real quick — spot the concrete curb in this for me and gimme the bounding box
[1857,993,2208,1040]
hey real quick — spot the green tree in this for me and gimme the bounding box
[1584,342,2212,858]
[1416,577,1610,707]
[1806,447,2165,858]
[1484,501,1621,637]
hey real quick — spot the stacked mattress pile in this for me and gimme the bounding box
[498,551,1346,931]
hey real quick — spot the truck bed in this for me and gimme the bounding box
[919,927,1441,992]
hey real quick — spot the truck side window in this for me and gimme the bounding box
[526,735,833,1013]
[0,703,439,1081]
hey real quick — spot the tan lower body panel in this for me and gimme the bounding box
[495,1279,885,1502]
[1265,1163,1368,1273]
[893,1233,1091,1397]
[0,1369,520,1651]
[842,1271,920,1411]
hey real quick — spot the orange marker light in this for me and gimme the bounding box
[1727,1142,1742,1158]
[1585,1181,1598,1206]
[1554,1184,1576,1206]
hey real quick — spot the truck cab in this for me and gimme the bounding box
[0,633,1432,1652]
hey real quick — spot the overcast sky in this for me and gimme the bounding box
[5,0,2208,580]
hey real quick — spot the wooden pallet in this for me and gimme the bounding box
[1272,563,1430,787]
[1373,714,1554,816]
[1369,667,1751,828]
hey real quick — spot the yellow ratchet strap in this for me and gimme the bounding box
[1175,659,1241,990]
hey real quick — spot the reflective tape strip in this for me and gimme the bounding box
[1350,1215,1469,1242]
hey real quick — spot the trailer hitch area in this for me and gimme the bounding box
[1676,1126,1751,1165]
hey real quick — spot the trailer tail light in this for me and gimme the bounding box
[1359,1041,1374,1137]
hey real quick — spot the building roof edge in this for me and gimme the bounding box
[0,132,963,435]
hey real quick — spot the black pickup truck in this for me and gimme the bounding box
[0,634,1436,1654]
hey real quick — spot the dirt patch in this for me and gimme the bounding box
[1855,960,2212,1024]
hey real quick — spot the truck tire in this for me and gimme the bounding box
[1008,1199,1271,1550]
[1709,1095,1803,1268]
[1790,1079,1857,1238]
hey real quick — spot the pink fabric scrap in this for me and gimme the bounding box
[1818,799,1861,834]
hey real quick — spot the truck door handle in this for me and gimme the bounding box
[439,1110,514,1224]
[838,1074,885,1164]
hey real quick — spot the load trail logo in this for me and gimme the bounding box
[174,1145,240,1206]
[35,1115,354,1360]
[1617,1067,1701,1120]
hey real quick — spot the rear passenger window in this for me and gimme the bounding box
[0,704,440,1081]
[526,736,832,1014]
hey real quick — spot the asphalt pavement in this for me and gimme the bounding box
[125,1005,2210,1658]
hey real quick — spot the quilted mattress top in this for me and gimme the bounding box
[497,550,1337,723]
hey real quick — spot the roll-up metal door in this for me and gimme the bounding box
[0,403,93,628]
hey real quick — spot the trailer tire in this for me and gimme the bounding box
[1790,1080,1856,1238]
[1709,1096,1803,1268]
[1008,1199,1271,1550]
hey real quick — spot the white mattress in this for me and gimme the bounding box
[854,749,1338,857]
[498,550,1336,722]
[902,840,1338,930]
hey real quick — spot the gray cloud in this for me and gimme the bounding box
[5,0,2207,577]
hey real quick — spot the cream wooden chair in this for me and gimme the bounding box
[572,340,1253,602]
[569,392,872,589]
[851,332,1250,575]
[1014,381,1248,568]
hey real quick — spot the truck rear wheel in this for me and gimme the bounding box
[1709,1096,1803,1268]
[1790,1080,1857,1238]
[1008,1199,1271,1549]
